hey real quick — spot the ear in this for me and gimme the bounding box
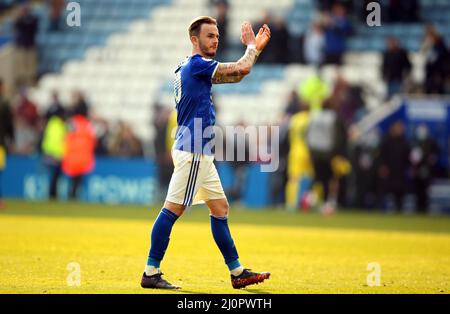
[190,35,198,46]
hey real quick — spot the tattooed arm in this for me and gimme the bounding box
[211,46,259,84]
[212,22,270,84]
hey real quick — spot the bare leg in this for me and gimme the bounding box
[163,200,187,217]
[206,198,229,217]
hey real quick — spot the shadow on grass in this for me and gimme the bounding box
[243,288,272,294]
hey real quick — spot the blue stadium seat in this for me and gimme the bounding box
[33,0,171,75]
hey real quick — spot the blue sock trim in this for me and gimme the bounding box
[147,257,161,268]
[227,259,241,271]
[210,215,228,220]
[161,207,179,221]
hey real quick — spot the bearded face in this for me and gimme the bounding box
[194,23,219,58]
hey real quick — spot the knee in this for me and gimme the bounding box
[210,200,229,217]
[222,201,230,217]
[163,201,186,217]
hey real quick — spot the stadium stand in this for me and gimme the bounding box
[0,0,446,142]
[28,0,296,140]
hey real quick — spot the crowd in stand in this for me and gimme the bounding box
[2,1,65,87]
[0,78,146,203]
[0,84,145,158]
[210,0,450,97]
[272,75,443,215]
[205,0,448,214]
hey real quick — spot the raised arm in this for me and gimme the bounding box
[211,48,259,83]
[212,22,270,84]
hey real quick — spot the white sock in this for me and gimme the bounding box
[145,265,160,276]
[230,266,244,277]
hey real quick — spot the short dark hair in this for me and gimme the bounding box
[188,16,217,37]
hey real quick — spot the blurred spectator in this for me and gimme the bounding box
[62,98,96,200]
[12,117,39,154]
[284,90,301,116]
[318,0,354,13]
[378,121,410,211]
[92,118,111,156]
[382,37,412,99]
[270,16,291,64]
[410,124,440,213]
[48,0,65,32]
[13,88,40,154]
[298,74,329,112]
[318,0,337,11]
[306,99,348,214]
[0,79,14,151]
[110,121,144,158]
[303,20,325,66]
[226,121,250,203]
[270,114,290,207]
[45,91,65,121]
[0,79,15,208]
[14,88,39,126]
[0,1,14,13]
[322,3,352,65]
[350,130,380,209]
[331,72,352,123]
[13,2,39,86]
[286,103,313,211]
[68,91,89,117]
[331,72,366,129]
[41,104,66,199]
[213,0,229,60]
[388,0,420,23]
[152,104,173,194]
[421,25,450,94]
[166,108,178,152]
[256,12,291,64]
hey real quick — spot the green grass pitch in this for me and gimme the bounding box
[1,199,449,294]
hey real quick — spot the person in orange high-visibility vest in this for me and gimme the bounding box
[62,102,96,200]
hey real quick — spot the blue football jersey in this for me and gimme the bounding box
[173,54,219,155]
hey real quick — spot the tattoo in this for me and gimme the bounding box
[212,47,259,84]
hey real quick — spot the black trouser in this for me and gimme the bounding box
[69,176,83,200]
[48,164,62,199]
[414,178,430,213]
[382,178,405,210]
[311,156,333,201]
